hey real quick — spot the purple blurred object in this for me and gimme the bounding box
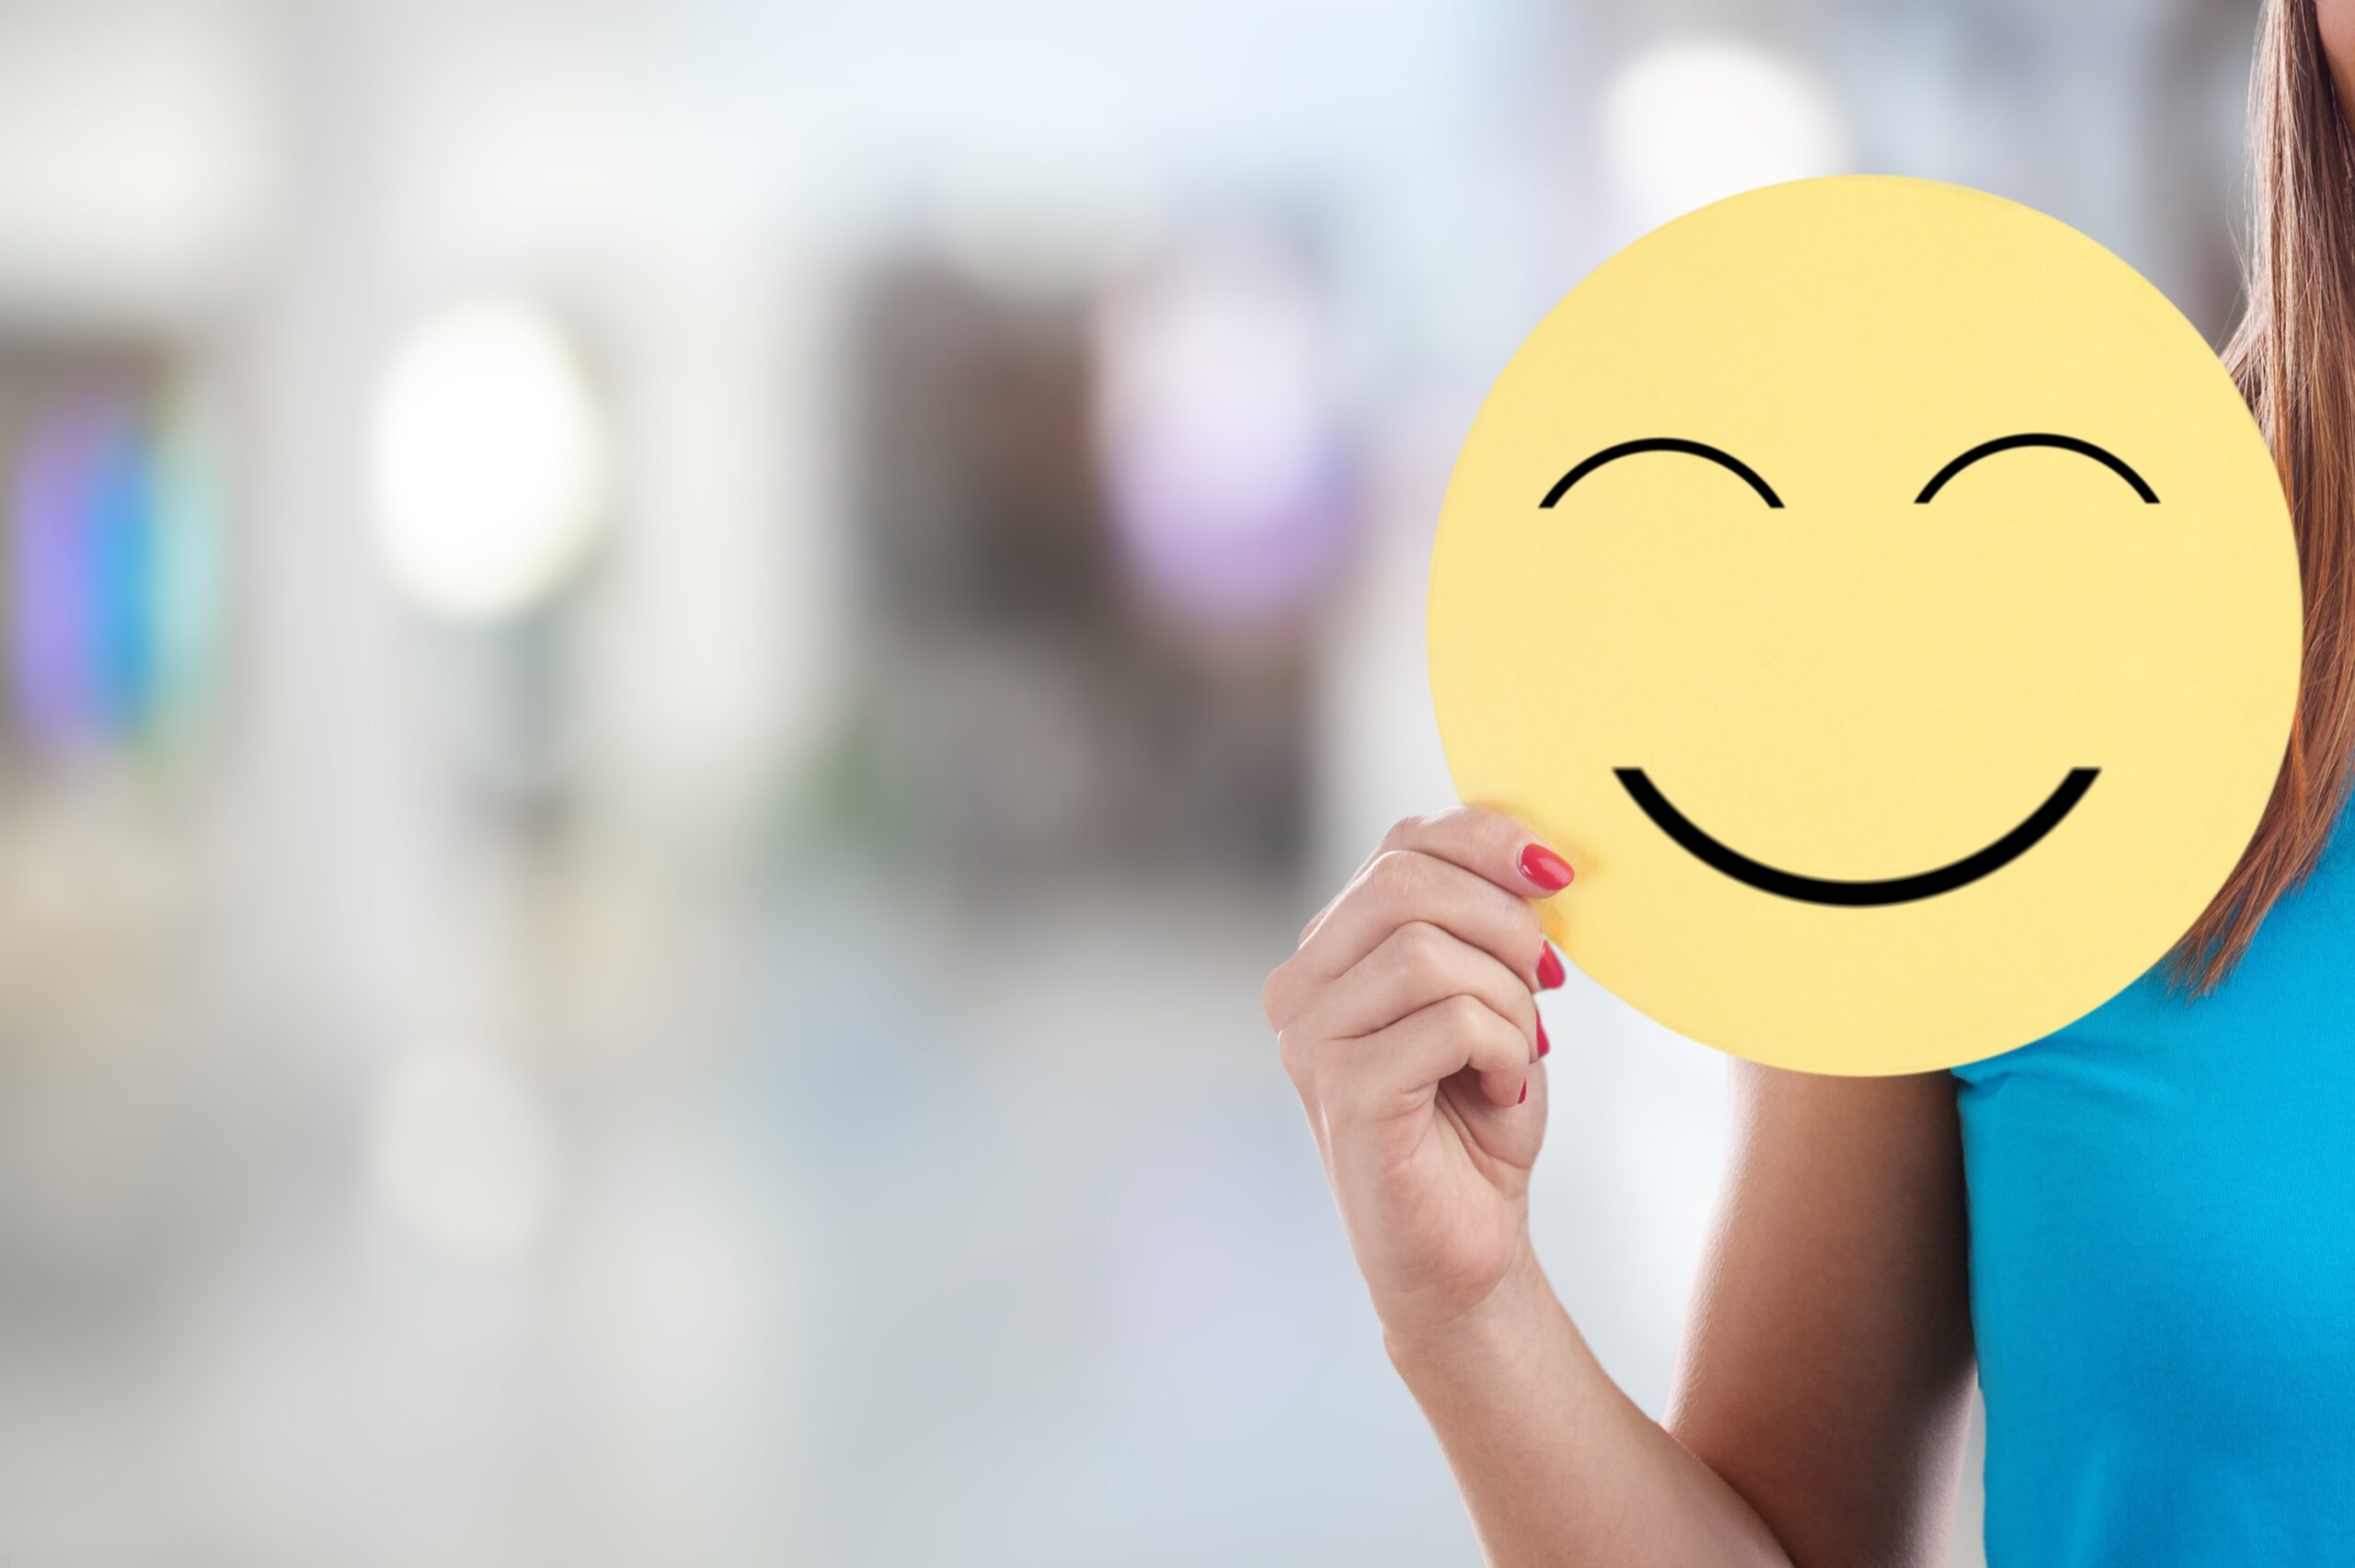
[1094,241,1356,629]
[12,402,109,750]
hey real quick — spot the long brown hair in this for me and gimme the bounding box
[2176,0,2355,990]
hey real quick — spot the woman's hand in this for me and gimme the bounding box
[1263,807,1573,1338]
[1269,811,1971,1568]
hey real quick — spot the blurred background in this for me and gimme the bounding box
[0,0,2261,1562]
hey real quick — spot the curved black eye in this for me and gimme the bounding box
[1914,433,2157,505]
[1541,438,1783,509]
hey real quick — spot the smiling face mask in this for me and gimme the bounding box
[1428,176,2302,1074]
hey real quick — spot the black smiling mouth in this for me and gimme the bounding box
[1614,767,2100,907]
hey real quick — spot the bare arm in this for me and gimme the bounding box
[1391,1068,1972,1568]
[1669,1065,1977,1567]
[1387,1251,1793,1568]
[1270,807,1974,1567]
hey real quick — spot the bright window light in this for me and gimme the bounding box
[1602,39,1849,229]
[370,298,608,621]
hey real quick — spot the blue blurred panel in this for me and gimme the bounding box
[86,406,158,732]
[144,400,224,738]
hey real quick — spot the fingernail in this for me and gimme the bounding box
[1518,842,1574,892]
[1536,1017,1551,1059]
[1518,1079,1529,1104]
[1536,944,1566,990]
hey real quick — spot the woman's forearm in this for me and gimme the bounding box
[1267,811,1814,1563]
[1384,1250,1793,1568]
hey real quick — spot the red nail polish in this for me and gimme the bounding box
[1536,1017,1551,1059]
[1518,1079,1529,1104]
[1536,945,1566,990]
[1518,842,1574,891]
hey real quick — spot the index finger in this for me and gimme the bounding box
[1304,807,1575,944]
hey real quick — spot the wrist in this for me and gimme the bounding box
[1379,1243,1562,1379]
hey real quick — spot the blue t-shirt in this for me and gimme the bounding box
[1955,803,2355,1565]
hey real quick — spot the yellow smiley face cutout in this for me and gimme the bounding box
[1429,176,2302,1074]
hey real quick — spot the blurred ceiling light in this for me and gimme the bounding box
[371,1049,559,1261]
[370,299,609,621]
[1601,39,1849,229]
[1093,240,1354,628]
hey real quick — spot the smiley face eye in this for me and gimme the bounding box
[1914,432,2158,505]
[1541,437,1784,509]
